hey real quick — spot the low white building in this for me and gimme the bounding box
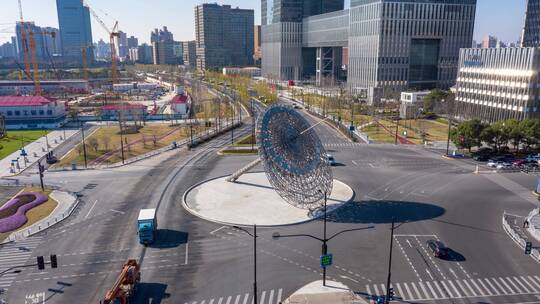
[399,91,430,119]
[0,80,89,96]
[112,82,159,92]
[0,96,66,129]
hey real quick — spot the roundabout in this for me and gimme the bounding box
[182,172,354,227]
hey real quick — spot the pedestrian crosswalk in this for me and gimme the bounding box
[366,276,540,301]
[184,288,283,304]
[0,237,43,290]
[324,142,364,148]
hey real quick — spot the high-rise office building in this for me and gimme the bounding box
[254,25,262,65]
[137,43,153,64]
[41,27,61,56]
[195,4,254,70]
[262,0,476,104]
[482,35,498,48]
[522,0,540,47]
[182,41,196,67]
[0,42,16,59]
[127,36,139,49]
[173,41,184,64]
[15,22,47,62]
[95,39,110,60]
[115,31,128,59]
[151,27,176,65]
[56,0,93,61]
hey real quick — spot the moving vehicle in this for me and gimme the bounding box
[103,259,141,304]
[138,209,157,245]
[327,154,336,166]
[426,240,449,258]
[496,162,512,169]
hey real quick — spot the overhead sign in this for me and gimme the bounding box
[320,254,333,268]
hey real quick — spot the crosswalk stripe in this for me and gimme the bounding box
[259,291,266,304]
[533,275,540,286]
[403,283,413,299]
[395,283,405,300]
[454,280,469,297]
[209,299,214,304]
[518,276,538,293]
[490,278,508,294]
[217,297,223,304]
[461,280,476,296]
[447,281,462,297]
[418,282,429,299]
[496,277,514,294]
[277,289,282,303]
[380,284,386,296]
[439,281,454,298]
[225,296,232,304]
[528,276,540,290]
[504,277,522,293]
[512,277,534,292]
[268,289,274,304]
[479,278,498,295]
[411,282,421,299]
[233,295,240,304]
[433,281,445,298]
[366,285,372,296]
[201,300,206,304]
[373,284,380,296]
[425,281,438,299]
[468,279,486,296]
[242,293,249,304]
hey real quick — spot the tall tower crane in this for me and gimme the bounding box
[17,0,42,94]
[83,0,119,86]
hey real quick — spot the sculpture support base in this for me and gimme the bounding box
[183,172,354,227]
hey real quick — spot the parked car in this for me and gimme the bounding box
[426,240,449,258]
[487,160,504,167]
[512,159,528,167]
[496,162,512,169]
[523,162,539,169]
[473,154,490,161]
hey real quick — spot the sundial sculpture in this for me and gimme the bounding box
[228,105,333,209]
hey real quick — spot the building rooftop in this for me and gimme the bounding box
[0,80,88,85]
[171,94,189,104]
[0,96,56,107]
[101,104,147,110]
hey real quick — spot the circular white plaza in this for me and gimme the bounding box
[182,172,354,227]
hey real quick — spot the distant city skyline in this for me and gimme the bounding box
[0,0,527,45]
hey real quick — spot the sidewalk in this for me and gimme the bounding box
[2,190,79,244]
[0,129,78,178]
[282,280,367,304]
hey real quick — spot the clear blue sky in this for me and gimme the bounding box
[0,0,526,45]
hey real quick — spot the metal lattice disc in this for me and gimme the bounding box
[257,105,333,209]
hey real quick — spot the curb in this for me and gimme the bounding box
[181,172,356,228]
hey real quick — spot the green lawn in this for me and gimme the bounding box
[0,130,48,160]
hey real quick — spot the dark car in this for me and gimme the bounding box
[426,240,449,258]
[473,154,490,161]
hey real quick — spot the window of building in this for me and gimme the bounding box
[47,110,53,115]
[409,38,440,89]
[7,111,12,116]
[14,111,20,116]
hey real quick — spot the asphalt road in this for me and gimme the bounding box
[2,99,540,304]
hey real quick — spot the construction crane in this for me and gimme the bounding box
[103,259,140,304]
[83,0,119,86]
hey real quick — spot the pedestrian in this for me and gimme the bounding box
[524,220,530,228]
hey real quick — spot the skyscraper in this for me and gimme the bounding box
[262,0,477,103]
[127,36,139,49]
[56,0,93,61]
[41,27,61,56]
[254,25,262,65]
[15,22,47,62]
[182,41,196,67]
[95,39,111,60]
[151,27,176,65]
[195,4,254,70]
[115,31,128,59]
[482,35,498,48]
[137,43,153,64]
[522,0,540,47]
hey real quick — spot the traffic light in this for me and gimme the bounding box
[37,256,45,270]
[389,287,395,300]
[50,254,58,268]
[526,242,533,255]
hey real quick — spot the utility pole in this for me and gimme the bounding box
[80,121,88,169]
[38,161,44,191]
[385,218,395,304]
[394,119,399,145]
[251,99,255,152]
[322,191,328,286]
[446,99,452,156]
[118,118,125,164]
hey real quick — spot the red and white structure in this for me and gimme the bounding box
[0,96,66,129]
[170,94,190,115]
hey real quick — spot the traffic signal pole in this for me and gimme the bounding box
[386,218,395,304]
[38,161,45,191]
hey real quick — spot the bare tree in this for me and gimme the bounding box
[88,138,99,153]
[102,136,111,152]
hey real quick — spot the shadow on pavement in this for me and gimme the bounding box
[134,283,170,304]
[324,200,445,224]
[148,229,188,249]
[444,248,466,262]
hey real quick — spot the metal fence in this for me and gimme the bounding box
[502,210,540,261]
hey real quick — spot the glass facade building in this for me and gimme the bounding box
[56,0,93,61]
[522,0,540,47]
[261,0,477,104]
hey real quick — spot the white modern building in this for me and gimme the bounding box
[454,47,540,122]
[399,91,430,119]
[0,96,66,129]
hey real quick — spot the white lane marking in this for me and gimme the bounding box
[468,279,486,296]
[210,226,227,235]
[109,209,125,214]
[217,297,223,304]
[395,283,405,299]
[426,269,434,280]
[496,277,514,294]
[366,285,372,296]
[439,281,454,298]
[449,280,464,297]
[85,200,99,219]
[351,160,359,166]
[411,282,421,299]
[528,276,540,290]
[277,289,282,303]
[406,239,412,248]
[259,291,266,304]
[225,296,232,304]
[268,289,274,304]
[432,281,445,298]
[490,277,508,294]
[448,268,459,279]
[505,276,524,293]
[242,293,249,304]
[184,243,189,265]
[403,282,413,299]
[425,281,438,299]
[418,282,429,299]
[479,278,498,295]
[373,284,380,296]
[518,276,538,293]
[234,294,241,304]
[460,279,475,296]
[513,276,531,293]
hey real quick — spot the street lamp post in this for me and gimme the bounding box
[272,195,373,287]
[233,225,257,304]
[385,218,396,304]
[251,99,255,152]
[80,121,88,169]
